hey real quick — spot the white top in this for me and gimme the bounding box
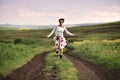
[47,26,74,37]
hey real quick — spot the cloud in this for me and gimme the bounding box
[88,7,120,22]
[0,1,120,25]
[0,5,66,25]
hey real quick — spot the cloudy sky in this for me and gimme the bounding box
[0,0,120,25]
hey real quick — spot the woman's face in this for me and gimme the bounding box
[59,20,64,25]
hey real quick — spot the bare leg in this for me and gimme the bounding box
[59,48,63,59]
[59,48,63,55]
[56,48,59,54]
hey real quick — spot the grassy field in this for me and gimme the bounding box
[0,26,16,30]
[0,43,38,76]
[0,39,53,77]
[0,21,120,79]
[66,22,120,71]
[45,52,78,80]
[0,34,53,78]
[67,39,120,70]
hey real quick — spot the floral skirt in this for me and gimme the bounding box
[53,36,67,49]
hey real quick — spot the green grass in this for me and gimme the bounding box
[0,21,120,79]
[67,39,120,70]
[67,21,120,41]
[0,29,51,40]
[65,22,120,71]
[45,52,78,80]
[0,26,16,30]
[0,38,53,77]
[0,22,120,40]
[64,22,120,71]
[0,43,39,76]
[0,28,54,78]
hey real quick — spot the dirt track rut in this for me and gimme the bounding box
[4,51,56,80]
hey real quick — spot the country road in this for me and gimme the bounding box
[3,50,120,80]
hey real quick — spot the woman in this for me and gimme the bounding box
[47,18,74,59]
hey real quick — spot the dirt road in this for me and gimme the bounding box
[3,50,120,80]
[64,48,120,80]
[65,54,102,80]
[4,51,56,80]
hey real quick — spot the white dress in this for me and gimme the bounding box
[47,25,74,49]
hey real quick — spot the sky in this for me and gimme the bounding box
[0,0,120,25]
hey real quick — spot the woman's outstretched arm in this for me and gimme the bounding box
[64,26,74,36]
[47,26,56,38]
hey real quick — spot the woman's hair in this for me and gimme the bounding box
[59,18,65,22]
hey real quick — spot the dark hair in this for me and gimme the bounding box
[59,18,65,22]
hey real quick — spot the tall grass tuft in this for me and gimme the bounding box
[0,42,38,77]
[68,39,120,70]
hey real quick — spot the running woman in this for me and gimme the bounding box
[47,18,74,59]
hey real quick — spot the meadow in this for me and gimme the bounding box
[0,21,120,79]
[45,52,78,80]
[66,22,120,70]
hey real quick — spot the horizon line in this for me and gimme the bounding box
[0,20,120,26]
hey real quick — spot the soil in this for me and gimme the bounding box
[3,49,120,80]
[65,54,102,80]
[64,48,120,80]
[3,51,56,80]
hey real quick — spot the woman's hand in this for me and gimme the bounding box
[72,33,78,37]
[72,33,75,36]
[73,34,75,36]
[46,35,49,38]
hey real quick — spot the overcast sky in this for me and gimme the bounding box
[0,0,120,25]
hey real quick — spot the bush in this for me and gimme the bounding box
[14,38,22,44]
